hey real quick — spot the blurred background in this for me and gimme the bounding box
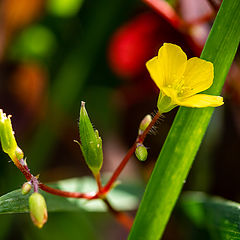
[0,0,239,239]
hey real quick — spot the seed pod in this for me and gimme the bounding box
[78,101,103,175]
[138,114,152,135]
[21,182,32,195]
[29,192,48,228]
[135,144,148,161]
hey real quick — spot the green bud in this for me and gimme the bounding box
[138,114,152,135]
[21,182,32,195]
[0,110,23,163]
[78,101,103,175]
[29,192,48,228]
[135,144,148,161]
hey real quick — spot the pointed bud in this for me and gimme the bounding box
[21,182,32,195]
[78,101,103,175]
[29,192,48,228]
[138,114,152,135]
[0,110,23,163]
[135,144,148,161]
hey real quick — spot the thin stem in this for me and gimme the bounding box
[143,0,182,29]
[102,112,161,193]
[207,0,220,11]
[14,112,160,200]
[15,160,32,181]
[15,158,98,199]
[38,183,98,200]
[103,198,133,231]
[94,172,103,192]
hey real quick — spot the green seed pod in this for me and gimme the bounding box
[0,110,22,163]
[138,114,152,135]
[21,182,32,195]
[78,101,103,175]
[135,144,148,162]
[29,192,48,228]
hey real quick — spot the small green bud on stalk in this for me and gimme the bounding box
[21,182,32,195]
[0,110,23,163]
[135,144,148,161]
[138,114,152,135]
[29,193,48,228]
[78,101,103,175]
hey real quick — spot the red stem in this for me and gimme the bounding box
[94,172,103,192]
[143,0,183,29]
[15,112,160,199]
[207,0,220,11]
[102,112,161,193]
[103,198,134,231]
[38,183,98,200]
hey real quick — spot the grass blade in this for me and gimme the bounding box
[129,1,240,239]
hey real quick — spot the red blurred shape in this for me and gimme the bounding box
[108,12,161,78]
[108,12,191,79]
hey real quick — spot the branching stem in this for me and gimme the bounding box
[15,111,161,199]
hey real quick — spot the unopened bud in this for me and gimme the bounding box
[29,192,48,228]
[138,114,152,135]
[135,144,148,161]
[21,182,32,195]
[78,101,103,175]
[0,110,23,163]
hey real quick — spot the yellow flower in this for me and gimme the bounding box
[146,43,224,113]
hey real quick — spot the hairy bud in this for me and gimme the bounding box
[138,114,152,135]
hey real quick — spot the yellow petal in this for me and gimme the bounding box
[182,57,214,97]
[176,94,224,108]
[146,56,162,89]
[146,43,187,89]
[157,43,187,87]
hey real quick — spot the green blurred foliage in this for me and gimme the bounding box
[47,0,84,17]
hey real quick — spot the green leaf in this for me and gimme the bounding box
[0,177,144,214]
[129,1,240,239]
[180,192,240,240]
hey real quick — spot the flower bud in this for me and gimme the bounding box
[21,182,32,195]
[29,192,48,228]
[135,144,148,161]
[138,114,152,135]
[0,110,23,163]
[78,101,103,175]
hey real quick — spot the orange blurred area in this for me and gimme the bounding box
[3,0,45,31]
[10,63,47,115]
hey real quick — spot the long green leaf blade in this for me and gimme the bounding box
[180,192,240,240]
[129,1,240,239]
